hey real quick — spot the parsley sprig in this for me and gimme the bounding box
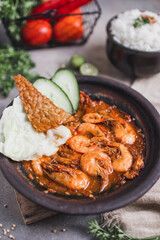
[0,45,38,96]
[88,220,160,240]
[0,0,37,41]
[133,16,150,28]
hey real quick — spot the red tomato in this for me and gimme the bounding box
[21,20,52,46]
[53,8,84,43]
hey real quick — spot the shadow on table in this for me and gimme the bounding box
[84,44,132,84]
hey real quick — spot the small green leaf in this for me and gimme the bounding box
[142,16,150,24]
[133,16,151,28]
[0,45,39,96]
[0,0,36,42]
[88,220,160,240]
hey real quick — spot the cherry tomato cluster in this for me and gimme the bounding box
[21,8,84,47]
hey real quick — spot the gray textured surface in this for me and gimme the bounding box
[0,169,99,240]
[0,0,160,239]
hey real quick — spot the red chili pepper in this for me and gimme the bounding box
[30,0,94,21]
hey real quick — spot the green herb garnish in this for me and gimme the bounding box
[133,16,150,28]
[0,45,38,96]
[88,220,160,240]
[0,0,37,41]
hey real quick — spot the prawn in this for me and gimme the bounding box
[132,155,144,171]
[66,135,97,153]
[124,170,138,179]
[113,121,136,145]
[124,156,144,179]
[31,156,50,176]
[108,142,133,172]
[42,163,90,190]
[80,150,113,192]
[82,113,107,123]
[99,109,136,144]
[77,123,105,137]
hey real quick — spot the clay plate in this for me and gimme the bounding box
[0,75,160,214]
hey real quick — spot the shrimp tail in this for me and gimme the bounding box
[99,169,109,192]
[80,91,92,104]
[100,177,109,192]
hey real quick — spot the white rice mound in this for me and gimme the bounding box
[111,9,160,52]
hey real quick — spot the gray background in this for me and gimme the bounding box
[0,0,160,239]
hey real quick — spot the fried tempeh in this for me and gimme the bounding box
[14,75,74,132]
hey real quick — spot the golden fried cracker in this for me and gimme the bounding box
[14,75,75,132]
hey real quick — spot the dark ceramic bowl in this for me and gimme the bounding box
[0,75,160,214]
[106,15,160,78]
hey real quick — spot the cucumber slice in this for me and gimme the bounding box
[52,69,79,112]
[70,55,85,69]
[80,63,99,76]
[33,78,73,114]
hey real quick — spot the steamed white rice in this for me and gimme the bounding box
[111,9,160,51]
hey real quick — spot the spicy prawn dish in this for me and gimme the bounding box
[23,92,145,198]
[0,72,146,200]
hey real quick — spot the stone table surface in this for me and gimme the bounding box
[0,0,160,239]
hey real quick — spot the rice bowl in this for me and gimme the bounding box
[106,10,160,77]
[110,9,160,52]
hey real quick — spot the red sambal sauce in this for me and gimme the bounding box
[23,91,145,198]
